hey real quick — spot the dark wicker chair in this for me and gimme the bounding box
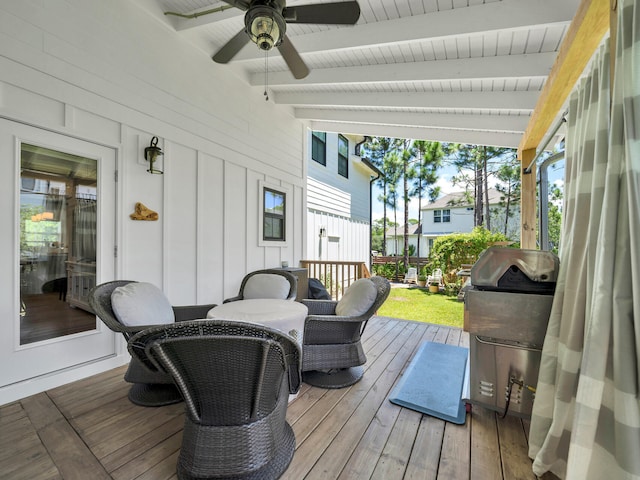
[88,280,216,407]
[301,276,391,388]
[223,269,297,303]
[128,319,302,480]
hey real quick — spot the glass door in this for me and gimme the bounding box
[20,143,98,344]
[0,119,117,388]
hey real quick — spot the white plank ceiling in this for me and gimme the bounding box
[140,0,581,148]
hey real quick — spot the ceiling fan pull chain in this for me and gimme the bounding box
[264,51,269,101]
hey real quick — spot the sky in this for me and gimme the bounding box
[371,158,565,223]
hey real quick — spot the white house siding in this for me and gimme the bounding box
[385,235,428,256]
[307,209,370,264]
[306,132,373,264]
[422,206,476,236]
[422,205,521,241]
[307,132,370,222]
[0,0,307,399]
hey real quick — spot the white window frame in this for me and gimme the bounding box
[258,180,291,247]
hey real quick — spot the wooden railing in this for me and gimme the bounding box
[299,260,370,300]
[371,256,430,266]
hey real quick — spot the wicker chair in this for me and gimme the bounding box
[128,319,302,480]
[88,280,216,407]
[223,269,297,303]
[301,276,391,388]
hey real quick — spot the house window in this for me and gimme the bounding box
[312,131,326,166]
[263,187,286,242]
[433,209,451,223]
[338,134,348,178]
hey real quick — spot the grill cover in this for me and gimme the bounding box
[470,247,559,294]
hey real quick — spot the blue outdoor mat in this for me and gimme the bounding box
[389,341,469,424]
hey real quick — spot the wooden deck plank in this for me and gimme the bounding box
[109,430,182,480]
[39,418,112,480]
[88,403,184,459]
[101,415,184,473]
[436,326,471,480]
[2,317,550,480]
[297,322,426,479]
[288,319,411,445]
[1,448,61,480]
[283,321,420,479]
[0,402,55,479]
[0,401,26,426]
[470,405,503,480]
[404,414,446,480]
[341,325,439,479]
[21,392,109,480]
[497,414,537,479]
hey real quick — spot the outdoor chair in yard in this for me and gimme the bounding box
[128,319,302,480]
[301,276,391,388]
[223,268,297,303]
[88,280,215,407]
[427,268,443,286]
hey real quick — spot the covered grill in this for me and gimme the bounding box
[465,247,559,418]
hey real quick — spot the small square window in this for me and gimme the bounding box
[434,210,441,223]
[442,209,451,223]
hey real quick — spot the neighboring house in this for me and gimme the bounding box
[384,224,426,257]
[421,189,521,253]
[306,132,381,264]
[384,190,520,258]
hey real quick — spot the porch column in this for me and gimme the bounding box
[519,148,537,249]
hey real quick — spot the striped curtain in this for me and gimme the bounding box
[528,1,640,478]
[73,197,97,262]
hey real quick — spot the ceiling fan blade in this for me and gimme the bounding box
[212,29,250,64]
[278,35,310,79]
[283,1,360,24]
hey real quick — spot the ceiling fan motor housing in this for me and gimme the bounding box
[245,1,287,51]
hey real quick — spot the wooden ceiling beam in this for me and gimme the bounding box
[517,0,610,156]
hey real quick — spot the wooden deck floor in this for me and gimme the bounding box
[1,317,555,480]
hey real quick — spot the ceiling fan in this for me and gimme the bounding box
[212,0,361,79]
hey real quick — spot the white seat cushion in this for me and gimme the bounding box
[243,273,291,300]
[335,278,377,317]
[111,282,175,327]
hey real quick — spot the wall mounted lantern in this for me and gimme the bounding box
[144,136,164,174]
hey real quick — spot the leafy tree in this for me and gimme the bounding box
[410,140,443,273]
[372,218,397,253]
[448,145,518,230]
[363,137,396,254]
[547,183,563,254]
[384,152,402,258]
[428,227,508,285]
[399,139,414,269]
[494,155,521,237]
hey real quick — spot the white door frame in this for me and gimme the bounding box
[0,119,127,405]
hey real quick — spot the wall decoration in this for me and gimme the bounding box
[130,202,158,221]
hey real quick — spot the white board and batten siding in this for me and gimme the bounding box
[0,0,307,398]
[306,132,374,264]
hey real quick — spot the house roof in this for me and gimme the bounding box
[386,224,422,236]
[138,0,583,149]
[425,189,504,210]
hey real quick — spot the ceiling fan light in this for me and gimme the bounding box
[246,6,285,51]
[251,16,279,50]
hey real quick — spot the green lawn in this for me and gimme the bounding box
[377,286,464,328]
